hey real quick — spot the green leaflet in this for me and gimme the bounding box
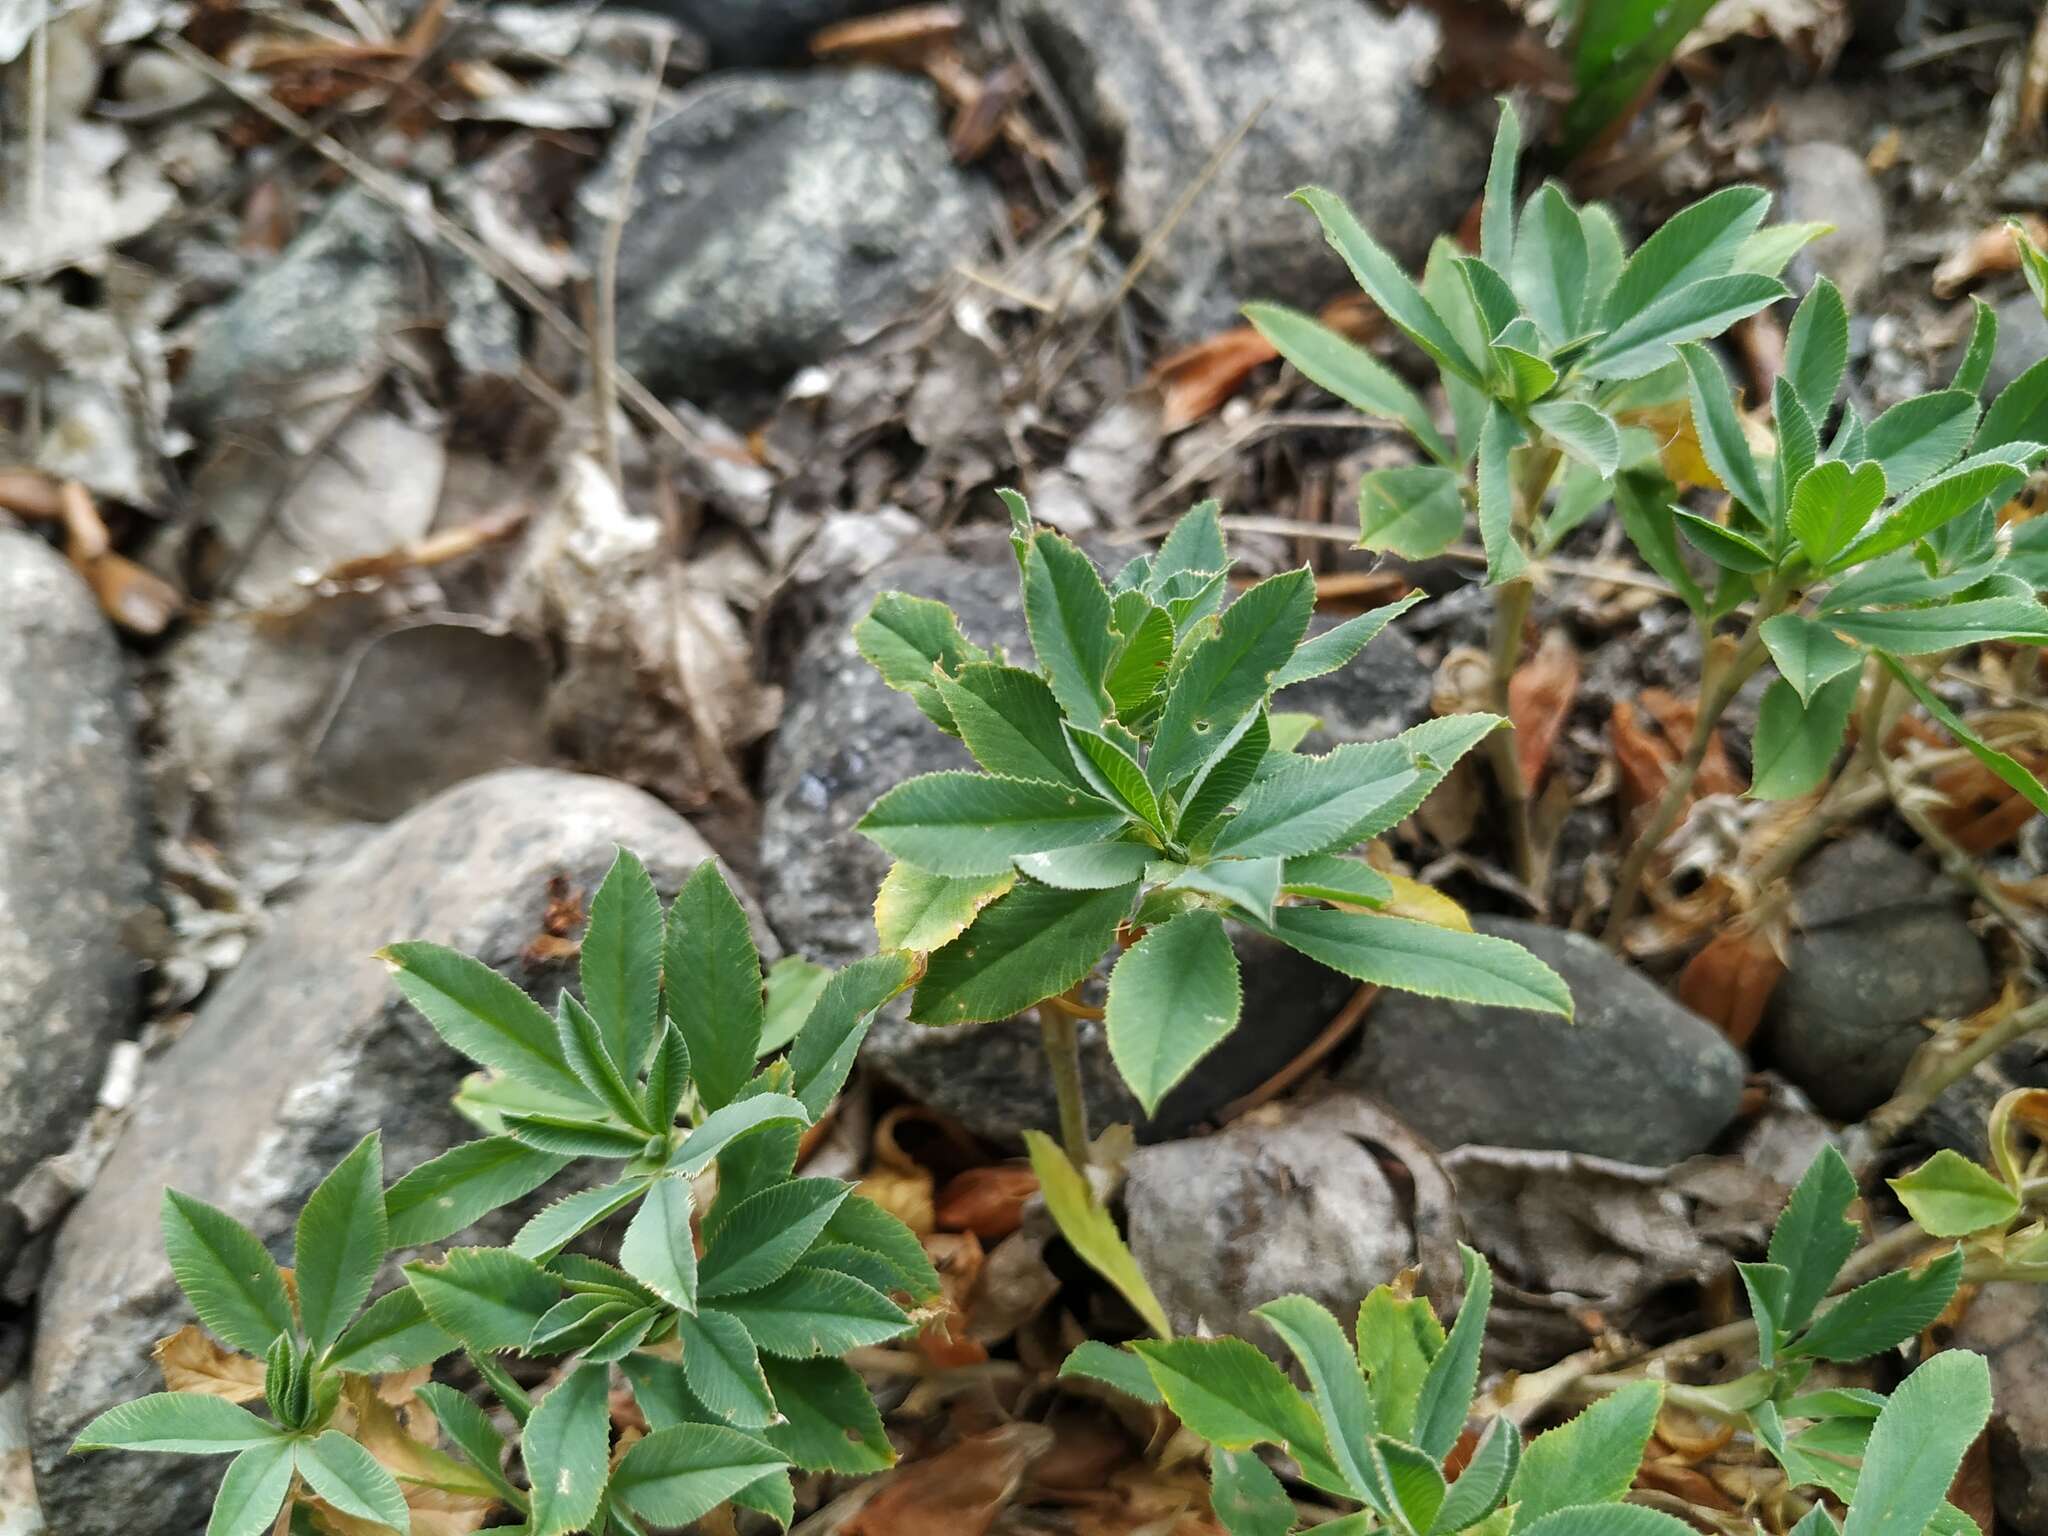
[384,1136,570,1248]
[1789,459,1887,568]
[1254,1294,1383,1509]
[160,1190,294,1357]
[510,1177,648,1260]
[1211,1446,1297,1536]
[1507,1381,1662,1530]
[204,1439,295,1536]
[674,1308,778,1429]
[821,1195,941,1301]
[1267,908,1571,1017]
[858,770,1129,878]
[581,847,663,1075]
[1827,595,2048,653]
[1512,182,1591,346]
[1436,1418,1520,1533]
[759,957,830,1057]
[1831,448,2042,567]
[1768,1145,1861,1332]
[1412,1245,1491,1460]
[326,1287,457,1375]
[1245,301,1451,463]
[1131,1336,1351,1497]
[700,1178,848,1298]
[522,1364,612,1536]
[1788,1247,1964,1361]
[935,663,1086,787]
[405,1246,561,1353]
[1104,910,1243,1115]
[713,1266,911,1358]
[1843,1351,1993,1536]
[1274,592,1426,690]
[1864,390,1978,496]
[1356,1283,1444,1444]
[1066,725,1167,832]
[1477,404,1529,585]
[295,1432,411,1533]
[1360,466,1467,560]
[295,1132,387,1358]
[1024,529,1118,730]
[1015,841,1156,890]
[1025,1130,1172,1340]
[556,992,651,1134]
[664,860,764,1114]
[668,1093,812,1177]
[1750,670,1859,802]
[1059,1341,1166,1406]
[1209,749,1420,859]
[1281,853,1394,907]
[1784,277,1849,425]
[1679,341,1770,521]
[1759,614,1862,706]
[610,1424,790,1529]
[761,1356,897,1472]
[853,589,986,694]
[1149,567,1316,787]
[413,1381,523,1505]
[910,879,1132,1026]
[874,863,1016,952]
[1600,186,1772,328]
[1530,400,1622,480]
[73,1394,283,1455]
[1480,98,1521,275]
[619,1173,697,1311]
[1582,272,1788,380]
[1520,1506,1701,1536]
[1889,1149,2019,1238]
[380,941,588,1103]
[787,951,920,1118]
[1883,656,2048,818]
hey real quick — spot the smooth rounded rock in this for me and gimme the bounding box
[1777,142,1887,306]
[0,530,152,1204]
[29,768,767,1536]
[1340,916,1747,1165]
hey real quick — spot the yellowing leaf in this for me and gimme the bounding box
[1379,874,1473,931]
[151,1325,267,1403]
[1023,1131,1172,1341]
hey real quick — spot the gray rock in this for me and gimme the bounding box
[174,188,410,429]
[1340,916,1746,1165]
[1777,142,1887,307]
[1014,0,1488,339]
[591,69,984,406]
[0,531,152,1203]
[1760,835,1992,1119]
[1124,1093,1413,1349]
[1982,290,2048,403]
[30,769,768,1536]
[621,0,899,64]
[758,537,1433,1142]
[1952,1282,2048,1536]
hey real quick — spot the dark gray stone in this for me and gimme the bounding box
[1952,1282,2048,1536]
[618,0,898,65]
[1983,290,2048,403]
[1777,142,1886,307]
[1125,1093,1414,1348]
[0,531,151,1202]
[1760,835,1992,1119]
[1014,0,1488,339]
[30,769,768,1536]
[1340,916,1746,1165]
[173,189,409,428]
[758,537,1432,1142]
[589,69,984,406]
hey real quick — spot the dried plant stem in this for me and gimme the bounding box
[1742,761,1887,893]
[1038,987,1095,1167]
[1854,992,2048,1159]
[1603,587,1787,945]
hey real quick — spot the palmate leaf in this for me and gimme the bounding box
[664,860,764,1114]
[909,878,1132,1025]
[1790,1246,1963,1361]
[1245,302,1453,464]
[1266,908,1571,1016]
[1149,568,1316,787]
[1359,466,1467,560]
[1104,910,1243,1115]
[161,1190,294,1357]
[858,771,1128,878]
[380,942,589,1103]
[582,848,663,1075]
[295,1132,387,1358]
[1024,1130,1173,1340]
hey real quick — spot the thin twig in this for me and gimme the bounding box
[1219,985,1380,1122]
[158,35,711,461]
[594,34,671,488]
[1854,993,2048,1160]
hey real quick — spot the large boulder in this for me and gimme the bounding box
[1340,916,1747,1165]
[588,68,985,407]
[1012,0,1488,339]
[29,769,768,1536]
[0,530,151,1206]
[758,537,1433,1142]
[1759,835,1992,1119]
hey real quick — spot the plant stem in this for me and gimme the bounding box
[1038,992,1094,1167]
[1853,992,2048,1159]
[1602,585,1787,945]
[1486,574,1538,891]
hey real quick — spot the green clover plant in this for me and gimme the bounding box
[852,497,1571,1162]
[71,851,939,1536]
[1065,1144,1996,1536]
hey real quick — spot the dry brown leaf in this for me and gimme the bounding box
[916,1229,989,1368]
[0,467,64,519]
[1934,214,2048,297]
[845,1423,1056,1536]
[1508,629,1581,793]
[152,1325,267,1402]
[74,550,183,636]
[1151,326,1280,432]
[933,1164,1039,1239]
[1611,698,1680,815]
[1677,926,1786,1049]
